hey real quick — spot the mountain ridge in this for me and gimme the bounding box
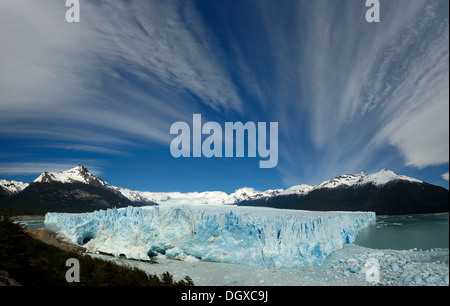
[24,165,436,203]
[0,164,448,215]
[1,165,137,214]
[238,179,449,215]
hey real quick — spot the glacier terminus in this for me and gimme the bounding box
[45,205,375,268]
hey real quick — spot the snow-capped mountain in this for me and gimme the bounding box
[110,186,284,206]
[116,169,425,206]
[0,179,29,209]
[1,164,447,215]
[33,164,109,188]
[315,169,422,190]
[279,184,314,196]
[238,169,448,215]
[29,164,282,206]
[244,169,422,199]
[108,168,441,213]
[14,164,429,204]
[1,165,134,215]
[0,179,29,195]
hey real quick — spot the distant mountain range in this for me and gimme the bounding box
[0,165,136,215]
[0,165,448,215]
[238,169,449,215]
[0,178,29,206]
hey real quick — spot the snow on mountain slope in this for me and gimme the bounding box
[45,205,375,268]
[30,164,280,205]
[316,173,365,189]
[315,169,422,190]
[110,186,283,206]
[262,169,422,198]
[33,164,108,187]
[28,164,424,206]
[0,179,29,194]
[109,188,230,205]
[358,169,422,186]
[279,184,314,196]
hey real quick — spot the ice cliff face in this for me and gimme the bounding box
[45,205,375,268]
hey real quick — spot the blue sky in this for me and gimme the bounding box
[0,0,448,193]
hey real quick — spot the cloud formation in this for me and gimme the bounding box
[0,0,448,188]
[0,0,243,147]
[0,162,103,176]
[265,0,449,185]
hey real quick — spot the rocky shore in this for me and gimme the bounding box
[24,228,86,254]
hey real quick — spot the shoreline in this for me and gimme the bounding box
[24,226,449,286]
[88,243,449,286]
[24,228,86,254]
[20,213,449,286]
[13,215,46,220]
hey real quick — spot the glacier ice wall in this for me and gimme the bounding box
[45,205,375,268]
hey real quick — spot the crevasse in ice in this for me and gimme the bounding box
[44,205,375,268]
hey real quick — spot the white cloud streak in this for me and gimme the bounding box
[369,2,449,168]
[0,0,448,187]
[268,0,449,184]
[46,144,130,156]
[0,0,243,150]
[0,162,102,176]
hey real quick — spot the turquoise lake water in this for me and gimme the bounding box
[354,213,449,250]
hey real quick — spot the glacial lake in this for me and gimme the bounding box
[354,213,449,250]
[17,217,47,230]
[19,212,449,250]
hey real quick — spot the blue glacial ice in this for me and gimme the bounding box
[44,205,375,268]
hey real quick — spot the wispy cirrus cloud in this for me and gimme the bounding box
[261,0,449,185]
[0,0,243,150]
[45,144,130,156]
[0,0,448,190]
[364,1,449,169]
[0,162,103,176]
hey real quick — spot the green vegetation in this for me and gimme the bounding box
[0,211,194,286]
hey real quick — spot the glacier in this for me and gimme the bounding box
[44,205,375,268]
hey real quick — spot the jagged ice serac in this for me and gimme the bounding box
[45,205,375,268]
